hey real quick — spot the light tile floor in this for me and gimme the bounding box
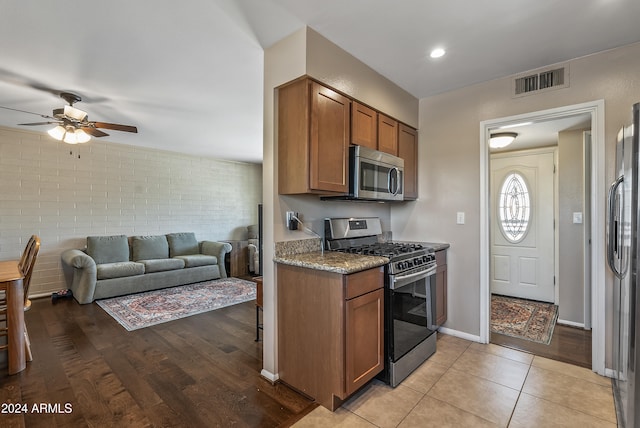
[293,334,617,428]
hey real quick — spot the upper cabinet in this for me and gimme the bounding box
[377,113,398,156]
[278,78,351,195]
[278,77,418,200]
[351,102,377,150]
[398,124,418,200]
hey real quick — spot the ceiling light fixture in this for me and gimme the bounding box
[430,48,446,58]
[489,132,517,149]
[47,125,92,144]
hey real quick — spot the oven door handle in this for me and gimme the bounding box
[390,265,437,289]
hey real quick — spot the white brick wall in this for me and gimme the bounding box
[0,127,262,297]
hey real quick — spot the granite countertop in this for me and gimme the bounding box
[274,251,389,274]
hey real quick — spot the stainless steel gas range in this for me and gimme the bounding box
[324,217,439,387]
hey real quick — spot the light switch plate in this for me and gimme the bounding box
[573,212,583,224]
[457,212,465,225]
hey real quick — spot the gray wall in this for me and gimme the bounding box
[558,128,588,325]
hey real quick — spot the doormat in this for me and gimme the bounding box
[491,294,558,345]
[96,278,256,331]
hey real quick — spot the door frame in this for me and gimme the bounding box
[490,147,559,304]
[479,100,606,375]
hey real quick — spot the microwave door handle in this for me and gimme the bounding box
[607,176,625,278]
[388,167,399,195]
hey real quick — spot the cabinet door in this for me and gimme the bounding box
[398,124,418,200]
[310,82,351,193]
[345,288,384,396]
[378,113,398,156]
[352,102,377,149]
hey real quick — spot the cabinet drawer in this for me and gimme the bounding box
[345,266,384,300]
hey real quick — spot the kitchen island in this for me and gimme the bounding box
[275,250,387,411]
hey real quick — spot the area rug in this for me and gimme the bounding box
[491,294,559,345]
[96,278,256,331]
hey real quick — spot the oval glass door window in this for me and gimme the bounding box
[498,172,531,243]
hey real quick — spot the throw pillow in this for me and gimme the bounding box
[86,235,129,265]
[166,232,199,257]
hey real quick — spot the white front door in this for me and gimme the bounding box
[490,149,556,302]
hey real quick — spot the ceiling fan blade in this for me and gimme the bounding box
[93,122,138,133]
[18,121,60,126]
[0,105,56,120]
[81,127,109,137]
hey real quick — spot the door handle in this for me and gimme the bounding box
[388,167,400,195]
[607,176,627,278]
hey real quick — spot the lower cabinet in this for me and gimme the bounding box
[277,264,384,410]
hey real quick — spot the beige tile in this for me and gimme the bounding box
[523,366,617,423]
[398,395,499,428]
[452,348,530,390]
[468,342,534,365]
[342,379,424,428]
[510,392,617,428]
[429,335,471,367]
[401,359,449,394]
[292,406,376,428]
[531,356,612,387]
[427,368,520,426]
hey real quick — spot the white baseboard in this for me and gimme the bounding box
[557,319,586,329]
[438,326,482,343]
[260,369,279,383]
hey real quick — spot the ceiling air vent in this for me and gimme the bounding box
[513,65,569,97]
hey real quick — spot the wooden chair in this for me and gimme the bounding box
[0,235,40,362]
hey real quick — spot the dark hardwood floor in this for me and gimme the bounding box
[491,323,592,368]
[0,297,315,427]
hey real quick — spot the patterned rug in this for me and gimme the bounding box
[491,294,559,345]
[96,278,256,331]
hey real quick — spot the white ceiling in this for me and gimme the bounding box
[1,0,639,163]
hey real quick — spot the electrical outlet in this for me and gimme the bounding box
[286,211,299,230]
[456,212,465,225]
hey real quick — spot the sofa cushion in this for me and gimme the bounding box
[132,235,169,261]
[87,235,130,265]
[139,258,185,273]
[96,261,145,280]
[166,232,200,257]
[174,254,217,268]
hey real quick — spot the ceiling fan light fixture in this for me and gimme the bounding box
[64,105,88,121]
[47,125,66,140]
[63,130,78,144]
[489,132,518,149]
[74,129,91,143]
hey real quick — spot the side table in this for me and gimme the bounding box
[224,240,249,277]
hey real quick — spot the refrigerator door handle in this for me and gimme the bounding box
[607,176,627,278]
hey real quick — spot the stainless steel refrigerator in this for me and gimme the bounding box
[608,102,640,428]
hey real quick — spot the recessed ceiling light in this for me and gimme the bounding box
[430,48,446,59]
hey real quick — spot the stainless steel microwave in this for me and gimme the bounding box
[350,145,404,201]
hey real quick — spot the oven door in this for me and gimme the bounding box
[387,266,437,363]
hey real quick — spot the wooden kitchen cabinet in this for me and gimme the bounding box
[278,78,350,195]
[435,249,448,326]
[377,113,398,156]
[277,264,384,410]
[398,123,418,200]
[351,101,377,149]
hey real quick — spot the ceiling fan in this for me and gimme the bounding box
[0,91,137,144]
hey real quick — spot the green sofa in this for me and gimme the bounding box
[61,233,232,304]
